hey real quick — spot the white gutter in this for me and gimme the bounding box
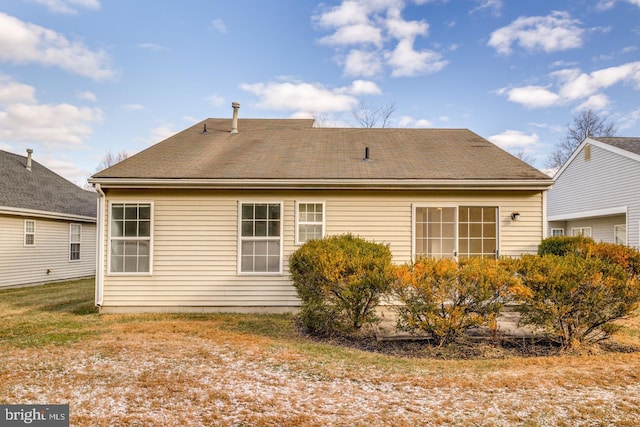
[89,177,554,191]
[0,206,96,222]
[94,184,105,307]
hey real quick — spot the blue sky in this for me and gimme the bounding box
[1,0,639,185]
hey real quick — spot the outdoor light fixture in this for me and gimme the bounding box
[511,212,520,221]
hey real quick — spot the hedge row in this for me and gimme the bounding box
[289,235,640,349]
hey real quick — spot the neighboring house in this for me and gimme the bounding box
[90,104,553,313]
[0,149,98,289]
[547,136,640,247]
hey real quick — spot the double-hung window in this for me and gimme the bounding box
[572,227,591,237]
[24,220,35,246]
[614,224,626,245]
[109,203,152,274]
[239,202,282,273]
[551,228,565,237]
[414,205,498,260]
[69,223,81,261]
[296,202,324,244]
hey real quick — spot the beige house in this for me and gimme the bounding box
[90,105,553,313]
[0,149,97,288]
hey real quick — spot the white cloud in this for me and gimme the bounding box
[206,94,225,107]
[398,115,432,127]
[0,76,102,148]
[211,18,227,34]
[240,80,359,113]
[313,1,447,78]
[122,104,144,111]
[574,94,610,111]
[488,11,584,55]
[0,12,114,80]
[137,43,166,52]
[31,0,100,15]
[618,108,640,130]
[488,130,539,150]
[345,80,381,95]
[77,91,97,101]
[471,0,503,16]
[385,39,448,77]
[146,124,176,145]
[499,61,640,109]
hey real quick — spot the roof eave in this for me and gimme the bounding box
[89,177,554,191]
[0,206,97,222]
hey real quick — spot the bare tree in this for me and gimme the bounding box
[352,101,397,128]
[95,150,129,172]
[513,150,537,166]
[84,150,130,191]
[546,109,617,169]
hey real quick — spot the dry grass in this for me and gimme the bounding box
[2,278,640,426]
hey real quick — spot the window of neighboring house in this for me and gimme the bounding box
[572,227,592,237]
[614,224,627,245]
[109,203,152,274]
[551,228,565,237]
[24,220,35,246]
[414,205,498,260]
[296,202,324,244]
[69,223,82,261]
[239,202,282,274]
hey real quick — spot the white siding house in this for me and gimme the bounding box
[90,106,553,313]
[0,149,97,288]
[547,137,640,248]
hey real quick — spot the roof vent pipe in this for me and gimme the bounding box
[26,148,33,171]
[363,146,371,161]
[231,102,240,134]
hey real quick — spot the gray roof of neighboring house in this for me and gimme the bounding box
[0,149,97,218]
[93,118,551,183]
[591,137,640,156]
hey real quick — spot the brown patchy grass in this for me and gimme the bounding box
[2,278,640,426]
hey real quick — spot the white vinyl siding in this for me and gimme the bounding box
[548,142,640,248]
[0,215,96,289]
[24,220,35,246]
[98,189,544,312]
[296,201,324,244]
[69,223,81,261]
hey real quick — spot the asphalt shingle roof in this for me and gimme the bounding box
[93,118,550,182]
[591,137,640,156]
[0,149,97,218]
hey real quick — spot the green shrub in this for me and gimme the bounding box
[392,257,520,346]
[512,254,640,349]
[288,234,394,335]
[538,235,594,256]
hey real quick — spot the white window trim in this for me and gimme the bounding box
[614,224,627,245]
[24,219,35,247]
[295,201,325,245]
[411,204,501,260]
[69,223,82,262]
[107,201,154,276]
[571,227,592,237]
[237,201,284,275]
[551,228,565,237]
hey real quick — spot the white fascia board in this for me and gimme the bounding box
[0,206,96,222]
[548,205,627,222]
[90,178,554,191]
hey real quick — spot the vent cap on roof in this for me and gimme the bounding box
[231,102,240,134]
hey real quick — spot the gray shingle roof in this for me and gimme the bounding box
[93,118,550,182]
[591,137,640,156]
[0,149,97,218]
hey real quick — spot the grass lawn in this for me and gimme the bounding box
[2,278,640,426]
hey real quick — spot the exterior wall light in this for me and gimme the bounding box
[511,212,520,221]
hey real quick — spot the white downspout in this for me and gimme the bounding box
[94,183,105,307]
[542,189,548,240]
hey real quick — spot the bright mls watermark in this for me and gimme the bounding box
[0,405,69,426]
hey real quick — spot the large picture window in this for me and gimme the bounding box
[69,223,81,261]
[414,205,498,260]
[296,202,324,244]
[109,203,152,274]
[240,202,282,273]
